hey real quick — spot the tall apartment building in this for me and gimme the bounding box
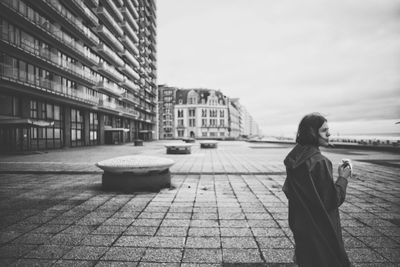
[158,85,175,139]
[0,0,157,153]
[158,85,261,139]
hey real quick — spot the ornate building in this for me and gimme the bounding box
[158,85,261,139]
[0,0,157,152]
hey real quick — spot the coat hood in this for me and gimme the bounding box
[284,144,320,169]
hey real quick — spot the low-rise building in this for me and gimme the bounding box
[158,85,260,139]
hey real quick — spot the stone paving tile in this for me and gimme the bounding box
[220,227,252,237]
[53,259,96,267]
[261,248,295,264]
[8,258,55,266]
[101,247,146,261]
[156,227,188,237]
[96,261,138,266]
[222,248,264,263]
[141,248,182,263]
[23,244,73,259]
[185,237,220,248]
[80,234,119,246]
[149,237,186,248]
[182,248,222,263]
[251,227,286,237]
[114,236,152,247]
[347,248,389,263]
[221,237,258,249]
[0,244,38,258]
[62,246,108,260]
[256,237,294,249]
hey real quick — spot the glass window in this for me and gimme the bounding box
[0,94,13,116]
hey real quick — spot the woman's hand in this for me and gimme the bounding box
[338,164,352,179]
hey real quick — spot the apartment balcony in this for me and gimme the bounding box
[120,92,139,105]
[67,0,98,26]
[96,61,124,82]
[98,99,118,112]
[0,63,99,105]
[95,25,124,52]
[96,6,124,37]
[120,7,139,31]
[96,43,124,67]
[120,22,139,43]
[0,0,101,68]
[103,0,123,22]
[119,64,140,81]
[119,78,138,93]
[121,36,139,56]
[95,81,125,97]
[84,0,98,8]
[123,107,140,119]
[0,27,98,87]
[120,50,140,69]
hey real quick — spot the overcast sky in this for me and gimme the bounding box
[157,0,400,136]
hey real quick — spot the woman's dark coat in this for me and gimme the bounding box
[283,144,351,267]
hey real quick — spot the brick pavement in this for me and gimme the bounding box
[0,141,399,266]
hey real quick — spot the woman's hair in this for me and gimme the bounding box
[296,112,327,145]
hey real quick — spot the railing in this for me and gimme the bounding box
[43,0,99,45]
[95,81,125,96]
[95,25,124,52]
[98,98,138,117]
[121,92,139,105]
[120,21,138,43]
[0,63,99,104]
[1,29,97,84]
[96,6,123,36]
[97,61,124,82]
[1,0,98,64]
[96,43,124,67]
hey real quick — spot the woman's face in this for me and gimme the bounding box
[318,121,330,147]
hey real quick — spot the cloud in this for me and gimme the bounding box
[158,0,400,135]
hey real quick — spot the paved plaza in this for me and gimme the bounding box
[0,141,399,266]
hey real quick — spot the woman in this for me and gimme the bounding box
[283,113,352,267]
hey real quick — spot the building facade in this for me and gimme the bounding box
[0,0,157,153]
[157,85,175,139]
[158,85,261,140]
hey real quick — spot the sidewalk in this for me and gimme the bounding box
[0,141,399,266]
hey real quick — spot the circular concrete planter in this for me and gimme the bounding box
[200,140,218,148]
[134,139,143,146]
[165,143,192,154]
[96,155,175,192]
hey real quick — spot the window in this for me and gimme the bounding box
[202,109,207,117]
[177,109,183,118]
[189,119,195,127]
[177,130,184,137]
[30,100,38,118]
[178,119,184,127]
[202,119,207,127]
[220,119,224,127]
[189,109,195,117]
[71,108,84,147]
[89,112,98,145]
[202,132,207,137]
[220,110,224,117]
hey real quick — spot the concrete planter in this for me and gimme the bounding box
[200,141,218,149]
[96,155,175,192]
[165,143,192,154]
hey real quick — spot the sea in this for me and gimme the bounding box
[332,133,400,142]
